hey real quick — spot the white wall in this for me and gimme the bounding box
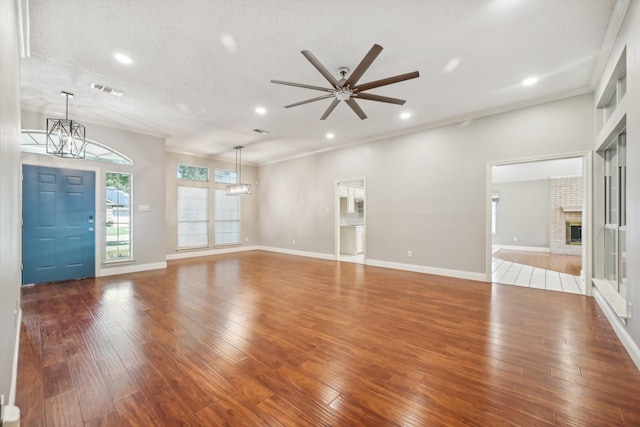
[594,0,640,359]
[259,93,593,277]
[0,0,23,403]
[165,151,259,255]
[20,110,167,275]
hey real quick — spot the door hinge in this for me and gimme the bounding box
[21,263,23,271]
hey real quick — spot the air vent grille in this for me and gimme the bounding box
[91,83,124,97]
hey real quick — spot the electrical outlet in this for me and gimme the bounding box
[513,236,518,242]
[245,237,249,242]
[292,240,296,246]
[408,250,413,258]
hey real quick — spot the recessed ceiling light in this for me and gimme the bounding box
[442,57,461,74]
[114,53,133,65]
[522,76,538,86]
[220,33,238,53]
[400,112,411,119]
[255,107,266,115]
[326,133,335,139]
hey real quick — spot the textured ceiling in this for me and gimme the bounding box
[20,0,620,165]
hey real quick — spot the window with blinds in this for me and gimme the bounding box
[177,186,209,248]
[214,188,240,244]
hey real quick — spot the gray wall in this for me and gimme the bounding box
[165,151,259,253]
[20,110,167,273]
[594,0,640,355]
[492,179,550,248]
[0,0,22,403]
[259,93,593,275]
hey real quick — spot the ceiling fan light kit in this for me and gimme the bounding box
[271,44,419,120]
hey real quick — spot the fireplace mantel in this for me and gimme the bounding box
[562,205,582,212]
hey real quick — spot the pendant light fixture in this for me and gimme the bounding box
[226,145,252,195]
[46,91,87,158]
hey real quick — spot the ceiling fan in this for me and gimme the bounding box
[271,44,419,120]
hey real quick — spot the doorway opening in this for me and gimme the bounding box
[488,154,590,295]
[335,179,366,264]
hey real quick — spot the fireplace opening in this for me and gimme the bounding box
[566,221,582,245]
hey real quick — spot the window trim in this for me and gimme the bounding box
[105,171,133,261]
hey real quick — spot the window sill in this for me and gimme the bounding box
[104,258,135,265]
[592,278,628,319]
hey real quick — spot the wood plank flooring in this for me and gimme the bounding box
[17,251,640,426]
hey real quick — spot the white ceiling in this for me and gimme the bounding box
[20,0,621,165]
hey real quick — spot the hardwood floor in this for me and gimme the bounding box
[493,249,582,276]
[17,251,640,426]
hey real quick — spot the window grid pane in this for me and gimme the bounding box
[177,164,209,182]
[178,186,209,248]
[214,169,237,184]
[214,189,240,244]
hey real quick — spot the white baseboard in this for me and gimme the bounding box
[256,246,336,261]
[166,245,259,261]
[593,287,640,371]
[9,307,22,405]
[366,259,487,282]
[97,261,167,277]
[256,247,486,282]
[492,244,550,253]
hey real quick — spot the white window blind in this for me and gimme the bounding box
[177,186,209,248]
[214,188,240,244]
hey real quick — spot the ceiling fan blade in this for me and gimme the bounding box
[271,80,332,92]
[320,98,340,120]
[344,44,383,89]
[301,50,341,88]
[345,98,367,120]
[354,71,420,92]
[285,94,334,108]
[355,93,406,105]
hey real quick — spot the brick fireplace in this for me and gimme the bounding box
[550,176,582,255]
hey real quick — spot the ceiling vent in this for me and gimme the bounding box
[91,83,124,97]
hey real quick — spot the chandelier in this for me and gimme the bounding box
[226,146,252,195]
[46,91,87,158]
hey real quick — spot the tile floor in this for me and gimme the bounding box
[492,257,583,294]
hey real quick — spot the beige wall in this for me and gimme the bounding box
[259,93,593,276]
[492,179,550,248]
[0,0,23,403]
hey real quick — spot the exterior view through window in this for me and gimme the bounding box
[106,172,132,260]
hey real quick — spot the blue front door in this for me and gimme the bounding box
[22,165,96,284]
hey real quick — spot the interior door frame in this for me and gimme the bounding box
[335,177,367,263]
[485,150,593,295]
[22,159,102,279]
